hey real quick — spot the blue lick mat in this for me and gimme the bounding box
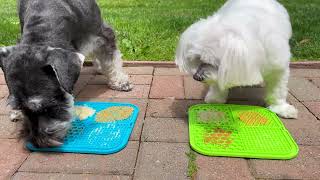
[26,101,139,154]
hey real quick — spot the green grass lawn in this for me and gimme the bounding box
[1,0,319,61]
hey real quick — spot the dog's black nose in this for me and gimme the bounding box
[193,73,205,82]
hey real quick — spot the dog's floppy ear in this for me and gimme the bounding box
[0,46,15,69]
[45,48,85,94]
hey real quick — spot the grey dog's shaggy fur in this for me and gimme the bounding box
[0,0,132,147]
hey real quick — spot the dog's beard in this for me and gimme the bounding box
[18,106,73,147]
[17,93,74,147]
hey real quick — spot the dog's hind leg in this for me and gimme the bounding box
[91,24,132,91]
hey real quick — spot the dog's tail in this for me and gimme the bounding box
[217,32,264,90]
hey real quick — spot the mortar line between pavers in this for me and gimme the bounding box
[147,68,155,99]
[246,159,258,179]
[16,170,133,176]
[295,144,320,147]
[144,84,152,99]
[132,72,153,177]
[304,78,320,120]
[0,137,19,140]
[151,66,156,76]
[182,76,187,100]
[290,77,320,102]
[148,97,186,100]
[132,93,150,177]
[289,91,320,121]
[80,96,150,100]
[147,73,154,99]
[131,122,144,178]
[286,92,320,145]
[143,140,189,143]
[137,141,189,144]
[12,151,31,178]
[145,117,187,119]
[301,101,320,121]
[288,91,302,103]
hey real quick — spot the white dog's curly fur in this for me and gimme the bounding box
[175,0,297,118]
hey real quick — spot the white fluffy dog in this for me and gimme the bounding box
[175,0,297,118]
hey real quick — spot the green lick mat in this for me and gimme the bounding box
[189,104,299,159]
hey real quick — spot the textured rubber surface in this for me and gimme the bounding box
[189,104,298,159]
[26,102,139,154]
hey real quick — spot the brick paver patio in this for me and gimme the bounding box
[0,66,319,180]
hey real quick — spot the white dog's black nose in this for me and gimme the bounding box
[193,73,205,82]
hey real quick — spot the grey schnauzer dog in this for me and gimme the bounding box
[0,0,132,147]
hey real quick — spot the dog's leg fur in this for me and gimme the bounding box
[193,63,227,103]
[265,69,297,118]
[205,85,229,104]
[263,35,297,119]
[92,24,132,91]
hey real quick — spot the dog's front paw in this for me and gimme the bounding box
[268,103,298,119]
[205,94,227,104]
[204,87,228,104]
[108,80,133,92]
[9,110,25,122]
